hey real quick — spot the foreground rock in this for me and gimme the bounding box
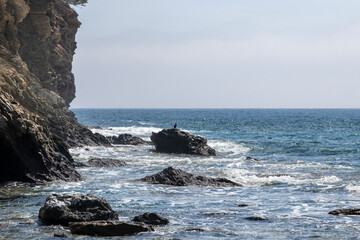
[107,134,151,145]
[74,157,127,168]
[151,129,216,156]
[329,208,360,216]
[69,220,152,236]
[141,167,242,187]
[132,213,169,226]
[38,194,118,226]
[0,0,109,183]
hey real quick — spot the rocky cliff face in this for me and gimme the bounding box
[0,0,108,183]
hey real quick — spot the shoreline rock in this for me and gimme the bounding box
[69,220,152,236]
[132,213,169,226]
[141,167,242,187]
[329,208,360,216]
[107,134,152,145]
[38,194,119,226]
[0,0,110,183]
[74,157,127,168]
[151,129,216,156]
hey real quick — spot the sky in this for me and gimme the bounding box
[71,0,360,108]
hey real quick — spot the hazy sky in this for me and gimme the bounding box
[71,0,360,108]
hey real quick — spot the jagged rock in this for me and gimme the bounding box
[0,0,109,183]
[132,213,169,226]
[151,129,216,156]
[141,167,242,187]
[74,157,127,168]
[0,92,81,183]
[38,194,119,226]
[329,208,360,216]
[68,221,153,236]
[107,134,151,145]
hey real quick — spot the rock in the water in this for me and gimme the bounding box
[38,194,119,226]
[245,216,267,221]
[329,208,360,216]
[245,157,261,162]
[238,204,250,207]
[74,157,127,168]
[69,221,152,236]
[150,129,216,156]
[132,213,169,225]
[107,134,151,145]
[141,167,242,187]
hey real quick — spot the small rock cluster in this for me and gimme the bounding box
[38,194,168,237]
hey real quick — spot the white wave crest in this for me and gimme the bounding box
[346,184,360,194]
[90,126,163,140]
[208,140,250,156]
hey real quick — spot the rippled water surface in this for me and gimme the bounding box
[1,109,360,239]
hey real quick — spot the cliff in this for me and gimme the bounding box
[0,0,108,183]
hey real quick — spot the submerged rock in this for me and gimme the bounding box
[74,157,127,168]
[107,134,151,145]
[141,167,242,187]
[38,194,118,226]
[245,157,261,162]
[329,208,360,216]
[69,221,152,236]
[132,213,169,226]
[245,216,268,221]
[238,204,251,207]
[150,129,216,156]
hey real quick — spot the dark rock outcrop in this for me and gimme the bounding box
[141,167,242,187]
[107,134,151,145]
[151,129,216,156]
[74,157,127,168]
[69,220,152,236]
[132,213,169,226]
[0,0,109,183]
[38,194,119,226]
[329,208,360,216]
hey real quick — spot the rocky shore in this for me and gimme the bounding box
[0,0,109,183]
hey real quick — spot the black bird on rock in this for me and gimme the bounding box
[174,122,177,129]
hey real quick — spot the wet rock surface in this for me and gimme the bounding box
[74,157,127,168]
[151,129,216,156]
[141,167,242,187]
[329,208,360,216]
[68,220,152,236]
[132,213,170,226]
[107,134,151,145]
[38,194,119,226]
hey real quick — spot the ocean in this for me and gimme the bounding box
[1,109,360,239]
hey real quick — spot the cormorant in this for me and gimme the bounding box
[174,122,177,129]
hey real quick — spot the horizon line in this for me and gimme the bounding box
[70,107,360,110]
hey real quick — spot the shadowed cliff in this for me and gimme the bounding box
[0,0,108,183]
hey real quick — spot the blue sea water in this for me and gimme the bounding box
[1,109,360,239]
